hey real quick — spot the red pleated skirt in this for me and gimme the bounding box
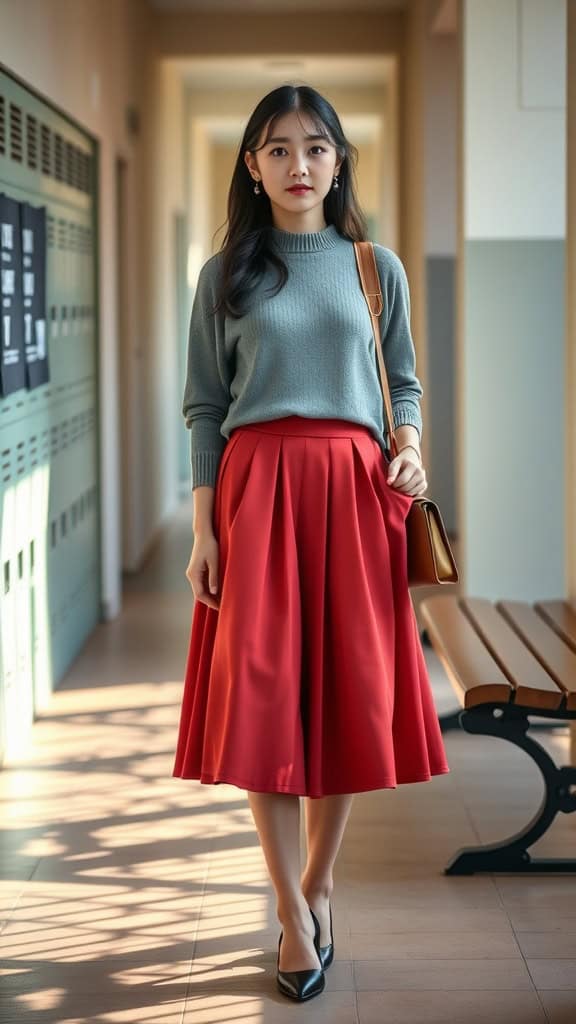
[173,416,450,797]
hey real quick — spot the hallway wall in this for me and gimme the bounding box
[0,0,197,613]
[423,13,458,535]
[460,0,566,597]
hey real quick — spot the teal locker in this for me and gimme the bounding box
[0,67,100,764]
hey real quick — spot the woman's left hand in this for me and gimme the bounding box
[387,446,428,497]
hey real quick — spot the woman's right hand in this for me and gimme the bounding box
[186,531,220,610]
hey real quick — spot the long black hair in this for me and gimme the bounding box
[212,84,369,319]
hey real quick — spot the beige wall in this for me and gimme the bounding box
[210,143,237,252]
[398,0,429,461]
[354,140,381,230]
[142,58,188,550]
[154,9,404,57]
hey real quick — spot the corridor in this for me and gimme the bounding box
[1,502,574,1023]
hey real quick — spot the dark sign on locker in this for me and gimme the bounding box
[21,201,48,389]
[0,193,26,397]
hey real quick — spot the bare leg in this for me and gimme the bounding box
[246,791,321,972]
[301,794,355,946]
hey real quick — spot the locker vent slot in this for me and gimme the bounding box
[57,218,66,250]
[10,102,22,162]
[29,433,38,469]
[26,114,38,170]
[16,440,25,477]
[66,140,75,188]
[41,123,51,175]
[0,95,5,155]
[79,150,91,194]
[55,132,64,182]
[1,447,11,484]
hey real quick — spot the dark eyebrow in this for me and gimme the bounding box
[265,135,328,144]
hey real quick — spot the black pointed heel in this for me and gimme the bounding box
[276,907,325,1001]
[311,901,334,970]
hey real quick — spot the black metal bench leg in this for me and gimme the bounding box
[438,707,568,734]
[445,704,576,875]
[439,709,464,732]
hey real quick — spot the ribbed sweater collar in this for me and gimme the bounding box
[269,222,340,253]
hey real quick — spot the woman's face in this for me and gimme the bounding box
[244,110,342,222]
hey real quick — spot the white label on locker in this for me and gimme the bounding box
[1,223,13,249]
[36,320,46,359]
[3,315,10,347]
[24,313,33,345]
[23,272,35,298]
[22,228,34,255]
[2,269,14,295]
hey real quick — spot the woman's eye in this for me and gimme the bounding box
[269,146,327,156]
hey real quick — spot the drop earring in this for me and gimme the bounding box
[253,178,261,195]
[332,175,339,190]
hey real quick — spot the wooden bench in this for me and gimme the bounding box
[419,594,576,875]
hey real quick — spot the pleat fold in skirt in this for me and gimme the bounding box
[173,416,450,797]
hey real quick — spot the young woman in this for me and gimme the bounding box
[173,84,450,1002]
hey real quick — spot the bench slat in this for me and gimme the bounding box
[535,600,576,655]
[420,595,513,708]
[462,599,565,710]
[497,601,576,710]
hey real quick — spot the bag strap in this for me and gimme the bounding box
[353,240,399,460]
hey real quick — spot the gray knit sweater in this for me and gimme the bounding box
[183,223,423,490]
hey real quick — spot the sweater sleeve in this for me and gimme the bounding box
[182,253,231,490]
[373,245,424,444]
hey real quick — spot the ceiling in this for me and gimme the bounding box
[178,54,395,90]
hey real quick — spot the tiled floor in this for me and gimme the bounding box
[1,498,576,1022]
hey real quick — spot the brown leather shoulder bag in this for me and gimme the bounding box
[353,240,459,587]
